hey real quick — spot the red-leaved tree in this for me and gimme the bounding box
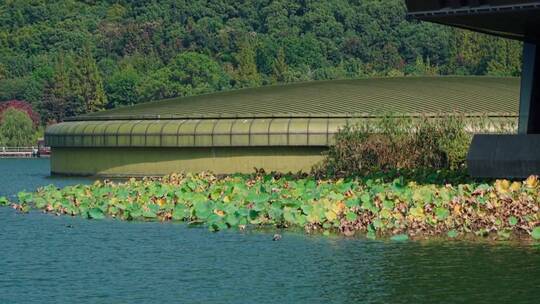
[0,100,40,127]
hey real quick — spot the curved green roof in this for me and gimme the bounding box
[46,118,362,148]
[46,77,519,148]
[70,77,519,121]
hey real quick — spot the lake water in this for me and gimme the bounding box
[0,158,539,303]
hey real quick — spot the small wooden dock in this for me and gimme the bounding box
[0,147,39,158]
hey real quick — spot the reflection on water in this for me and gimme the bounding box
[0,159,539,304]
[0,158,92,198]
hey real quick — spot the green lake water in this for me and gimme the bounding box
[0,158,539,304]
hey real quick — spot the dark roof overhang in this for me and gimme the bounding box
[405,0,540,43]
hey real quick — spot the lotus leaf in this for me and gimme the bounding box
[346,212,358,222]
[1,196,11,206]
[88,208,105,220]
[390,234,408,241]
[508,216,518,226]
[447,230,458,238]
[532,227,540,240]
[435,207,450,220]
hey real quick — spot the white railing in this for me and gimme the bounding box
[0,147,39,158]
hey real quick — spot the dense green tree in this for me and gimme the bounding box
[0,0,524,123]
[106,66,141,108]
[167,52,231,96]
[40,56,74,123]
[272,48,289,83]
[234,40,262,88]
[70,49,107,113]
[0,108,35,147]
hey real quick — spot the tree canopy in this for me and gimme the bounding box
[0,108,36,147]
[0,0,523,124]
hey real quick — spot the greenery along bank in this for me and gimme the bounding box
[4,172,540,241]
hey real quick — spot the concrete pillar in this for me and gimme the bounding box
[518,42,540,134]
[468,42,540,178]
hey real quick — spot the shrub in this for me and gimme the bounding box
[0,108,36,147]
[316,115,475,177]
[0,100,40,127]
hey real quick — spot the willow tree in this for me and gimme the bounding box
[0,108,35,147]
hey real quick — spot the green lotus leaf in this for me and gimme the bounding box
[446,230,458,238]
[283,208,296,223]
[390,234,409,241]
[124,208,142,219]
[360,193,370,205]
[0,196,10,206]
[382,200,394,210]
[225,213,239,227]
[34,197,48,208]
[236,207,249,217]
[17,192,33,204]
[268,206,283,221]
[88,208,105,220]
[508,216,518,226]
[328,192,345,201]
[345,198,359,208]
[373,219,383,229]
[255,193,271,204]
[193,203,211,220]
[300,204,313,215]
[305,180,317,190]
[210,189,222,201]
[248,210,259,221]
[361,200,375,212]
[142,209,157,218]
[435,207,450,220]
[172,205,187,221]
[532,227,540,240]
[346,212,358,222]
[380,209,392,219]
[295,214,307,226]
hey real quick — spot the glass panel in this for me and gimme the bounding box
[288,119,309,146]
[212,119,234,147]
[194,120,215,147]
[268,118,288,146]
[231,119,251,146]
[178,120,198,146]
[146,121,163,146]
[250,119,271,146]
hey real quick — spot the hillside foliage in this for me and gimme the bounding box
[0,0,523,123]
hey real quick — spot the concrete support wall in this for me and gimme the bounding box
[518,42,540,134]
[468,42,540,178]
[50,146,327,177]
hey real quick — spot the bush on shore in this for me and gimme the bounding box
[315,115,515,178]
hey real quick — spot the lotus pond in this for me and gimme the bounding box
[1,159,540,304]
[4,168,540,241]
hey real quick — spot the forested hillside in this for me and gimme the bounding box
[0,0,522,124]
